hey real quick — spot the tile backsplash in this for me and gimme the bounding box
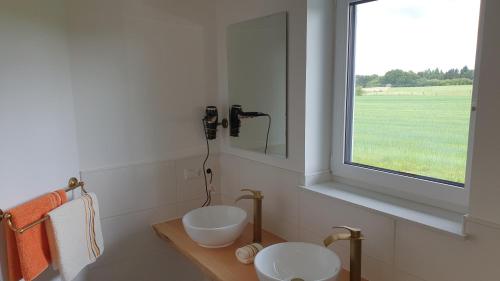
[219,153,500,281]
[77,155,220,281]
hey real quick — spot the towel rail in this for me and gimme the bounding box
[0,177,87,234]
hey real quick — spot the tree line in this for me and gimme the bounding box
[356,66,474,88]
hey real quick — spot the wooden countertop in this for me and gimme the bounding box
[153,219,363,281]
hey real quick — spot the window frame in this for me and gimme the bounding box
[331,0,482,213]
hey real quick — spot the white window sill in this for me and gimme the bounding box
[299,181,467,238]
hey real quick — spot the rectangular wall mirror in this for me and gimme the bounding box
[227,12,288,158]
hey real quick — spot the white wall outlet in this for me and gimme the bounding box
[184,168,202,180]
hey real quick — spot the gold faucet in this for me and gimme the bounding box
[324,226,364,281]
[235,189,263,243]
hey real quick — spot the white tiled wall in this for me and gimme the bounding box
[394,271,426,281]
[395,220,500,281]
[76,155,220,281]
[221,153,300,241]
[220,153,500,281]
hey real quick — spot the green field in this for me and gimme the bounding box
[352,85,473,183]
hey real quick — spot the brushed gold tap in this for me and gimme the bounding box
[324,226,364,281]
[235,189,263,243]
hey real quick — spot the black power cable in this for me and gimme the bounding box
[264,114,271,155]
[201,118,212,207]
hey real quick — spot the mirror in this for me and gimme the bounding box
[227,12,288,158]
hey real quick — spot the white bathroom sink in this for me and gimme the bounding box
[182,205,247,248]
[254,242,341,281]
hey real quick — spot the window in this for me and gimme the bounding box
[332,0,481,212]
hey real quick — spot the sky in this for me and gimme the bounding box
[354,0,481,75]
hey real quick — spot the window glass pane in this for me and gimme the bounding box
[347,0,481,185]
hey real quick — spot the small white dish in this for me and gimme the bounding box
[254,242,341,281]
[182,205,247,248]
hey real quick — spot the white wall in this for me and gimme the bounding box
[68,0,219,171]
[467,0,500,225]
[0,0,80,210]
[218,0,500,281]
[304,0,334,179]
[0,1,80,280]
[2,1,221,281]
[67,0,220,280]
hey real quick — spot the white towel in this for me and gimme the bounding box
[46,193,104,281]
[235,243,263,264]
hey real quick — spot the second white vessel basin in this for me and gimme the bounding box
[254,242,341,281]
[182,205,247,248]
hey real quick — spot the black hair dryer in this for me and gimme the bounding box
[203,106,228,140]
[229,104,268,137]
[230,105,242,137]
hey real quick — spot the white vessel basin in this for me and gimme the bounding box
[182,205,247,248]
[254,242,341,281]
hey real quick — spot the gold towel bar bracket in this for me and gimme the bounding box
[0,177,87,234]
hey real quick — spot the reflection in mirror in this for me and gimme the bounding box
[227,12,288,158]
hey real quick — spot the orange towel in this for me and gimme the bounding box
[3,190,67,281]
